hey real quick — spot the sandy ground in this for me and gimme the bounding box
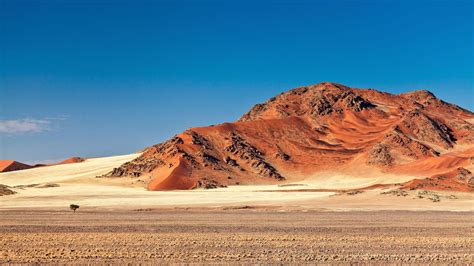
[1,209,472,264]
[1,153,473,211]
[1,183,473,211]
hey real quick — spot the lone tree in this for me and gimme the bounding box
[70,204,80,213]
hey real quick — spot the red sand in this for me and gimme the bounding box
[56,157,85,165]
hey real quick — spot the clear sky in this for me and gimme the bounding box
[1,0,473,163]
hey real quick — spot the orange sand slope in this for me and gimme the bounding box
[105,82,474,191]
[56,157,85,165]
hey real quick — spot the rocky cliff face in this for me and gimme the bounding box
[107,82,474,190]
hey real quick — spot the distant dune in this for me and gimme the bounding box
[0,160,33,173]
[56,157,85,165]
[0,157,86,173]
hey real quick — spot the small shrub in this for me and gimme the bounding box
[70,204,80,213]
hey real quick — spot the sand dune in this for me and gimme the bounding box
[0,153,140,186]
[56,157,85,165]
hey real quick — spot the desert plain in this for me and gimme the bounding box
[1,209,473,264]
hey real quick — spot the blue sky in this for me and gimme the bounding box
[1,0,473,163]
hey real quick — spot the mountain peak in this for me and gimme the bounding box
[239,82,374,122]
[400,89,436,101]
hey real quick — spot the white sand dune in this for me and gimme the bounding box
[0,153,141,186]
[0,153,333,208]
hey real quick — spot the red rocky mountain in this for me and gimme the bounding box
[107,82,474,191]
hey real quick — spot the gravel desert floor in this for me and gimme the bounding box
[1,209,472,264]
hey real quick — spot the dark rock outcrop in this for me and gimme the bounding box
[225,133,285,180]
[367,144,394,167]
